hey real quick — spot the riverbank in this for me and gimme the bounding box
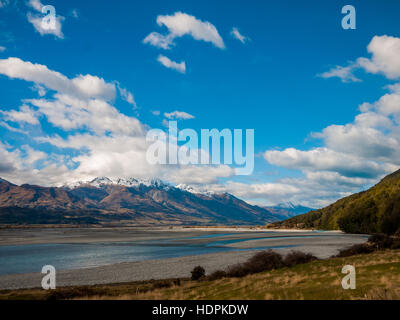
[0,228,367,290]
[1,249,399,300]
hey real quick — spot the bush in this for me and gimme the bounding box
[368,233,400,250]
[245,250,285,273]
[226,263,251,278]
[284,251,318,267]
[336,243,374,257]
[206,270,227,281]
[226,250,284,278]
[368,233,393,249]
[191,266,205,281]
[152,280,173,289]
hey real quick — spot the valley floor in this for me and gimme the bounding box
[0,228,367,290]
[1,250,399,300]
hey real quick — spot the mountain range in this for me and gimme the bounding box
[271,169,400,235]
[0,177,299,226]
[263,202,313,219]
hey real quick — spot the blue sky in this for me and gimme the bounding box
[1,0,400,207]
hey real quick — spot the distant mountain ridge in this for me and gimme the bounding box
[264,202,314,219]
[272,169,400,234]
[0,177,288,226]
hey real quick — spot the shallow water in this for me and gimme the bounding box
[0,230,368,275]
[0,235,295,275]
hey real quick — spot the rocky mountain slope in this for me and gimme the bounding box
[0,177,287,226]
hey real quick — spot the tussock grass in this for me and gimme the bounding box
[1,250,399,300]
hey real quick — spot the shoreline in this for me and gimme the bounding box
[0,228,367,290]
[0,226,343,246]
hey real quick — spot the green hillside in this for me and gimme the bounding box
[271,169,400,234]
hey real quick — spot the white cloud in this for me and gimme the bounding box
[164,110,194,120]
[0,46,6,52]
[144,12,224,50]
[26,94,143,135]
[261,76,400,206]
[0,57,235,187]
[264,147,391,179]
[319,35,400,82]
[165,165,233,185]
[0,104,39,125]
[118,86,136,108]
[357,35,400,79]
[0,57,116,101]
[27,0,65,39]
[31,83,47,96]
[259,36,400,206]
[318,64,361,83]
[28,0,42,11]
[230,27,248,44]
[157,55,186,73]
[0,121,28,134]
[143,32,175,50]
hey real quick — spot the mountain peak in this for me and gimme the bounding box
[0,176,283,225]
[276,202,296,209]
[64,176,169,189]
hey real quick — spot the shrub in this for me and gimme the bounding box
[245,250,284,273]
[284,251,318,267]
[226,263,251,278]
[368,233,393,249]
[336,243,374,257]
[226,250,284,278]
[206,270,227,281]
[191,266,205,281]
[152,280,173,289]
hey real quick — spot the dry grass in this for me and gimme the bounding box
[1,250,399,300]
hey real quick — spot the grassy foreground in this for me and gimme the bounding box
[1,249,400,300]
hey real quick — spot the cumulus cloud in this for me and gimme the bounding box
[157,55,186,73]
[244,35,400,206]
[0,57,116,101]
[262,74,400,206]
[144,12,225,50]
[357,35,400,79]
[265,147,391,179]
[230,27,248,44]
[0,46,6,52]
[0,57,234,187]
[319,35,400,82]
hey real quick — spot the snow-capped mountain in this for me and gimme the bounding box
[264,202,313,219]
[64,177,169,190]
[0,176,285,225]
[175,184,216,197]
